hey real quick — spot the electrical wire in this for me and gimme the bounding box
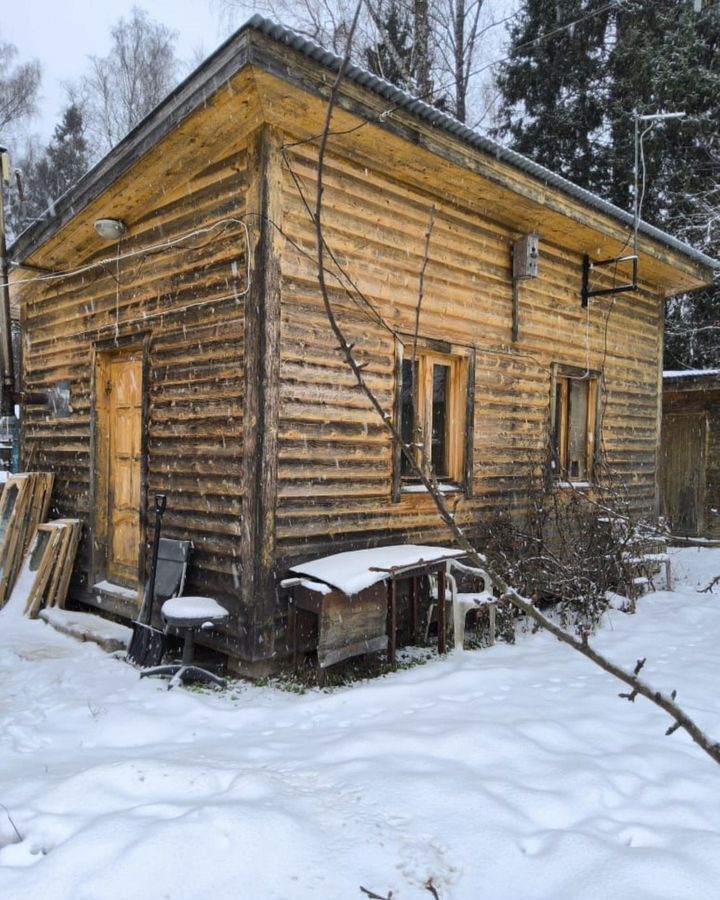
[6,217,253,350]
[281,0,633,163]
[460,0,630,95]
[4,218,250,290]
[114,238,121,343]
[4,1,648,383]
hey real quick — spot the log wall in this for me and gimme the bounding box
[10,47,711,668]
[17,141,251,613]
[276,138,665,568]
[13,118,675,664]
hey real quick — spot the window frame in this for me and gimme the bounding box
[393,337,474,499]
[550,364,601,484]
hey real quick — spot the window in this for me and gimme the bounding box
[397,342,470,489]
[552,366,600,482]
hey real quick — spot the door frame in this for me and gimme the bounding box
[90,334,150,589]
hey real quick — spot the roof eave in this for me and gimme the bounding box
[10,14,720,284]
[10,27,256,263]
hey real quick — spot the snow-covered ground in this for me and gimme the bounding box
[1,548,720,900]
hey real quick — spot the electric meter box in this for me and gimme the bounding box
[513,233,540,279]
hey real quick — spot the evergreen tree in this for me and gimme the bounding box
[7,104,89,238]
[492,0,615,190]
[363,0,455,112]
[611,2,720,369]
[493,0,720,369]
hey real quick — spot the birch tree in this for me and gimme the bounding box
[0,38,41,134]
[75,8,179,156]
[216,0,512,122]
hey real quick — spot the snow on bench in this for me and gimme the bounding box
[289,544,464,596]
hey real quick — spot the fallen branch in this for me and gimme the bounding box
[700,575,720,594]
[360,887,393,900]
[0,802,21,843]
[424,878,440,899]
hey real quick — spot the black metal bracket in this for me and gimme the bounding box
[582,254,638,307]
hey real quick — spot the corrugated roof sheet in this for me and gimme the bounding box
[9,15,719,275]
[246,14,719,273]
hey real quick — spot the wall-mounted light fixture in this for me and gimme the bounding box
[94,218,127,241]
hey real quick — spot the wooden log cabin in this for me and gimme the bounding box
[661,370,720,540]
[8,17,718,672]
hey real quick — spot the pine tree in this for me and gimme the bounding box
[37,104,89,211]
[612,2,720,369]
[364,1,415,88]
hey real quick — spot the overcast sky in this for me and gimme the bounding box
[2,1,515,151]
[2,1,246,142]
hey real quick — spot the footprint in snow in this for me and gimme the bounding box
[397,835,459,893]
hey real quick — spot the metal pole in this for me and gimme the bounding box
[0,147,16,421]
[632,113,639,261]
[631,110,685,278]
[0,147,17,471]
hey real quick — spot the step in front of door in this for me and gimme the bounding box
[91,580,140,618]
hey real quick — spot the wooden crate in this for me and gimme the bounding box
[293,582,388,668]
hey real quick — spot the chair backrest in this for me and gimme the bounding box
[154,539,192,602]
[448,559,493,595]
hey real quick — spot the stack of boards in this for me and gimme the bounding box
[0,473,82,618]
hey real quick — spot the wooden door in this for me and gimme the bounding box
[102,353,143,585]
[660,413,706,536]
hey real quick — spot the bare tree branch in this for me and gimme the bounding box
[75,8,179,155]
[424,878,440,899]
[306,3,720,769]
[360,886,393,899]
[0,41,41,132]
[0,801,21,843]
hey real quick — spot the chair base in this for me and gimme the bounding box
[137,597,229,690]
[140,663,226,690]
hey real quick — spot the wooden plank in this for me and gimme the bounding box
[24,526,64,618]
[660,412,707,536]
[0,475,31,604]
[5,524,62,618]
[45,519,82,609]
[0,473,56,605]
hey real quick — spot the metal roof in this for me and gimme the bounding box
[10,14,720,274]
[247,15,719,273]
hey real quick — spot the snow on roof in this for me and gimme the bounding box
[664,369,720,379]
[290,544,464,595]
